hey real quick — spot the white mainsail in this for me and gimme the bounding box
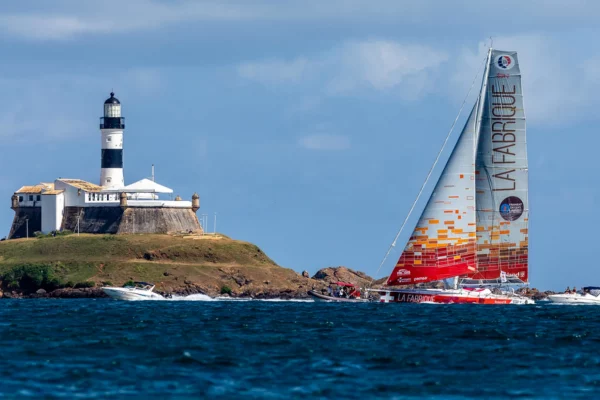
[473,50,529,282]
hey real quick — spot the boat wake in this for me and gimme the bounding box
[169,294,313,302]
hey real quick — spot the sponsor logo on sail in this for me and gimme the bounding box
[414,277,428,282]
[397,269,410,276]
[495,55,515,70]
[499,196,524,221]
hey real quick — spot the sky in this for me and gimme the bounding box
[0,0,598,290]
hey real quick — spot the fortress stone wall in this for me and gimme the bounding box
[8,207,42,239]
[8,206,202,238]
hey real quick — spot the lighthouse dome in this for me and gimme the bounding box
[103,92,122,118]
[104,92,120,104]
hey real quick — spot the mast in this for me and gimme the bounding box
[471,47,493,274]
[474,47,493,162]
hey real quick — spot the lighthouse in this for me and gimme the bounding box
[99,92,125,188]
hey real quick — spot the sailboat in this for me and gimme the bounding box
[374,48,533,305]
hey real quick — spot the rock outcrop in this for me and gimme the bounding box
[312,266,374,288]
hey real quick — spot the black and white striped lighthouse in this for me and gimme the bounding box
[99,92,125,188]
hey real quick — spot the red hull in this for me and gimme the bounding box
[377,289,531,305]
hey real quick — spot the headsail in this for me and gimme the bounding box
[472,50,529,282]
[386,104,479,285]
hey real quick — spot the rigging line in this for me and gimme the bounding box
[367,51,490,289]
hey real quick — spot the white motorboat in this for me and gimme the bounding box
[102,282,164,301]
[548,287,600,305]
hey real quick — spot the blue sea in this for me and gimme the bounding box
[1,299,599,399]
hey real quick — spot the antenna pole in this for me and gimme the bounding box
[152,164,155,182]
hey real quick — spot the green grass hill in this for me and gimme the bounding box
[0,233,313,297]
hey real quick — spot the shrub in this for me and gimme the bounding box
[0,264,62,293]
[34,230,74,239]
[101,281,113,287]
[74,281,95,288]
[123,280,135,287]
[46,277,62,291]
[64,281,75,288]
[220,285,232,295]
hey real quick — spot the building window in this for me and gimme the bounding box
[36,195,41,201]
[19,196,23,202]
[29,195,33,201]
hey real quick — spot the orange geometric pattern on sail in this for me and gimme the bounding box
[387,239,477,285]
[387,103,479,286]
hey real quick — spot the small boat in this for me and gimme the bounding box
[548,287,600,305]
[102,282,164,301]
[308,282,372,302]
[370,47,533,305]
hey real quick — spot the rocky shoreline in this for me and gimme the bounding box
[0,266,369,300]
[0,266,556,301]
[0,286,315,300]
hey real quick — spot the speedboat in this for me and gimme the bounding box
[102,282,164,301]
[548,287,600,305]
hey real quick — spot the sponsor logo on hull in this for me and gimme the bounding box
[379,291,515,305]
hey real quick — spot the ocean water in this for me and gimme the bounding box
[1,300,599,399]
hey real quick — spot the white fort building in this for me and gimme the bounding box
[8,93,201,239]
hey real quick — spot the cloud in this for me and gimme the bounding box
[299,134,350,151]
[238,39,447,99]
[0,1,273,41]
[328,41,448,96]
[450,35,600,126]
[4,1,600,41]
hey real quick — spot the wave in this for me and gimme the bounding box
[169,294,313,302]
